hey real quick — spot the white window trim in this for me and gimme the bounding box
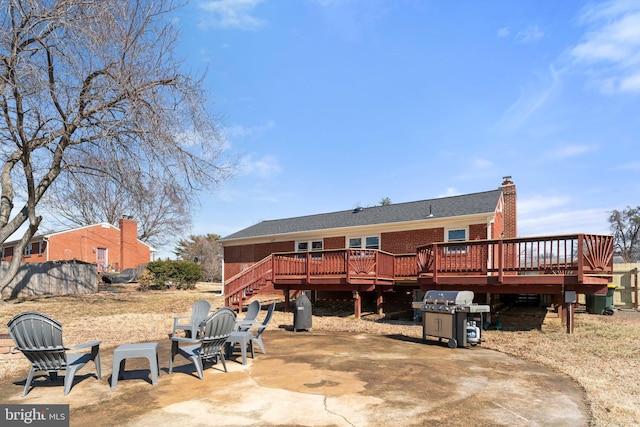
[346,235,380,250]
[445,227,468,253]
[295,240,324,252]
[24,243,32,257]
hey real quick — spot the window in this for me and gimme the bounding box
[296,240,323,252]
[23,243,32,257]
[446,228,467,253]
[1,247,5,259]
[348,238,361,249]
[348,236,380,250]
[39,242,45,255]
[296,240,323,260]
[365,236,379,250]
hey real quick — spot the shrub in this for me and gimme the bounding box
[147,260,202,290]
[137,268,155,292]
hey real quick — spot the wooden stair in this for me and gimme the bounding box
[225,255,273,310]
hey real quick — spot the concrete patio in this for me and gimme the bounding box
[0,329,589,426]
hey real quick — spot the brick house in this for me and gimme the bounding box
[0,217,154,272]
[220,178,517,307]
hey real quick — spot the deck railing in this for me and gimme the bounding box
[272,249,402,283]
[416,234,614,282]
[224,255,273,307]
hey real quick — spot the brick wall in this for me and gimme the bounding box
[48,224,121,264]
[381,228,445,254]
[224,240,294,278]
[492,204,504,239]
[469,223,488,240]
[3,221,150,271]
[501,177,517,238]
[118,218,150,269]
[324,236,345,250]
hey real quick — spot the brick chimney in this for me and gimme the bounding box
[119,216,138,270]
[500,176,517,238]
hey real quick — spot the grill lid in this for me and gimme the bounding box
[423,290,475,306]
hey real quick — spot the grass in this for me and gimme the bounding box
[1,284,639,426]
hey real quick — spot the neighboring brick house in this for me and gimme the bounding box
[221,178,517,285]
[0,217,154,272]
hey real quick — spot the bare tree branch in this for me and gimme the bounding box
[0,0,231,292]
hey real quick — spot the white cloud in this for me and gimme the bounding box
[516,25,545,43]
[197,0,265,30]
[570,1,640,93]
[497,27,510,38]
[543,143,596,159]
[518,194,570,216]
[238,154,282,178]
[473,158,494,169]
[518,193,609,236]
[494,65,561,132]
[519,208,610,236]
[221,120,275,146]
[620,72,640,91]
[437,187,460,198]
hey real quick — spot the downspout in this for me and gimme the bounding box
[43,236,49,261]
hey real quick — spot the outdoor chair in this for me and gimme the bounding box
[169,307,236,379]
[172,299,211,338]
[7,312,101,396]
[235,300,261,331]
[250,302,276,354]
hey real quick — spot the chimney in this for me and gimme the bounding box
[500,176,517,238]
[119,216,138,270]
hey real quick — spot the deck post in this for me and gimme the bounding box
[498,239,504,283]
[577,234,584,283]
[353,290,361,319]
[377,289,383,316]
[566,302,574,334]
[634,268,638,310]
[284,287,290,312]
[554,295,565,324]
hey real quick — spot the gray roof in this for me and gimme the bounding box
[222,189,503,241]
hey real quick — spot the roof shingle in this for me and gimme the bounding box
[222,189,502,241]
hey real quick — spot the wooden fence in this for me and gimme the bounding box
[611,263,639,309]
[1,261,98,299]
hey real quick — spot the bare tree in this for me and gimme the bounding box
[0,0,230,292]
[174,234,222,282]
[41,168,193,249]
[609,206,640,262]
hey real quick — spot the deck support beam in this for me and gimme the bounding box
[377,289,383,316]
[566,301,574,334]
[284,287,290,312]
[353,290,361,319]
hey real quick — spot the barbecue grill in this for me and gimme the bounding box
[412,290,490,348]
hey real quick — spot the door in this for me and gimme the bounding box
[96,247,108,272]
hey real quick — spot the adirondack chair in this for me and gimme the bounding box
[172,299,211,338]
[169,307,236,379]
[235,300,261,331]
[7,312,101,396]
[250,302,276,354]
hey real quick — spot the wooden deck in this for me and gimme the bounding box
[416,234,614,295]
[225,234,614,308]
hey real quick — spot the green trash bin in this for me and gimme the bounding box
[586,284,616,315]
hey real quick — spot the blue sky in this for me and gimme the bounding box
[165,0,640,256]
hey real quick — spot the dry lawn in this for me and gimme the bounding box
[1,284,639,427]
